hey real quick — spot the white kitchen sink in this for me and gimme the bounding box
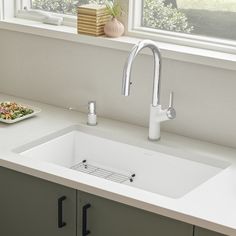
[18,127,229,199]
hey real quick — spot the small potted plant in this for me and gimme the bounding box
[103,0,124,37]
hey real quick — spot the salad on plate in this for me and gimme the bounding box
[0,102,34,120]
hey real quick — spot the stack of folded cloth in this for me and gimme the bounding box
[77,4,111,36]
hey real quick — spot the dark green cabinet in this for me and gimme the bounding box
[0,167,229,236]
[77,191,193,236]
[0,167,76,236]
[195,227,227,236]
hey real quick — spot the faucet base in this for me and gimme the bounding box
[148,136,161,142]
[148,105,161,141]
[148,104,170,141]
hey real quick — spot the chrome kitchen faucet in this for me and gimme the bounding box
[122,40,176,140]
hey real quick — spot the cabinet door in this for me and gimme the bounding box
[77,191,193,236]
[0,167,76,236]
[195,227,227,236]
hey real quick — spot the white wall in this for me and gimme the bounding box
[1,29,236,148]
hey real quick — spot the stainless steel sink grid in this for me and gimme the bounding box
[71,160,136,184]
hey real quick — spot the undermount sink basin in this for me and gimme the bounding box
[18,127,229,199]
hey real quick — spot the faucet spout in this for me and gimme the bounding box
[122,40,162,107]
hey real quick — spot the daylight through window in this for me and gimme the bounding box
[30,0,98,15]
[142,0,236,41]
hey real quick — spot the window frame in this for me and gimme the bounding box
[128,0,236,54]
[10,0,236,54]
[0,0,4,20]
[15,0,77,27]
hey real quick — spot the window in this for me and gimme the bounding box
[20,0,105,15]
[16,0,102,26]
[130,0,236,53]
[30,0,89,15]
[15,0,114,26]
[143,0,236,41]
[13,0,236,53]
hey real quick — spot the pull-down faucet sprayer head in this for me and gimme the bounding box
[121,44,140,96]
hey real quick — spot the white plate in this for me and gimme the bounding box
[0,104,41,124]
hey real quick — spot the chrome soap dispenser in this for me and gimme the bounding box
[87,101,97,126]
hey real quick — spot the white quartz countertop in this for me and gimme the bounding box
[1,93,236,236]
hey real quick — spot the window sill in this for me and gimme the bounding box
[1,18,236,71]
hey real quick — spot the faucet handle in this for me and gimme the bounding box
[168,91,174,108]
[166,92,176,120]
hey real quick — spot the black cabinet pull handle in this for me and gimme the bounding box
[82,203,91,236]
[58,196,67,228]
